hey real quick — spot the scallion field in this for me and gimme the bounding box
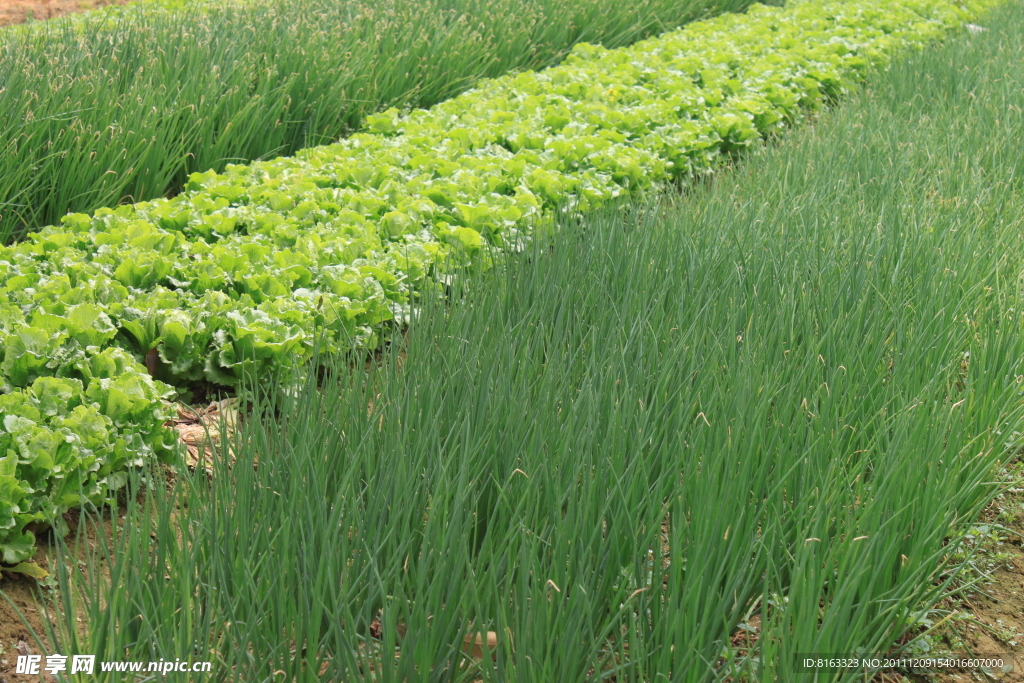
[1,0,1023,680]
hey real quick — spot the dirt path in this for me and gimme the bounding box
[0,0,131,27]
[921,466,1024,683]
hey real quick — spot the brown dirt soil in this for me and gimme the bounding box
[1,508,120,683]
[0,0,131,27]
[907,467,1024,683]
[1,558,54,683]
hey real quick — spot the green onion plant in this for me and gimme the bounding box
[31,2,1024,680]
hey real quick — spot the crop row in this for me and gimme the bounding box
[0,0,995,564]
[0,0,754,240]
[40,0,1024,670]
[2,0,223,30]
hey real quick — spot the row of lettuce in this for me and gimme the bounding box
[0,0,996,564]
[2,0,758,241]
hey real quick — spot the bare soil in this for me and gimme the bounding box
[913,469,1024,683]
[0,0,131,27]
[0,509,117,683]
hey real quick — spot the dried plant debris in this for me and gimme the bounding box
[166,398,239,473]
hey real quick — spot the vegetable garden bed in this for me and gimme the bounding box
[4,0,1024,679]
[0,0,999,567]
[0,0,755,240]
